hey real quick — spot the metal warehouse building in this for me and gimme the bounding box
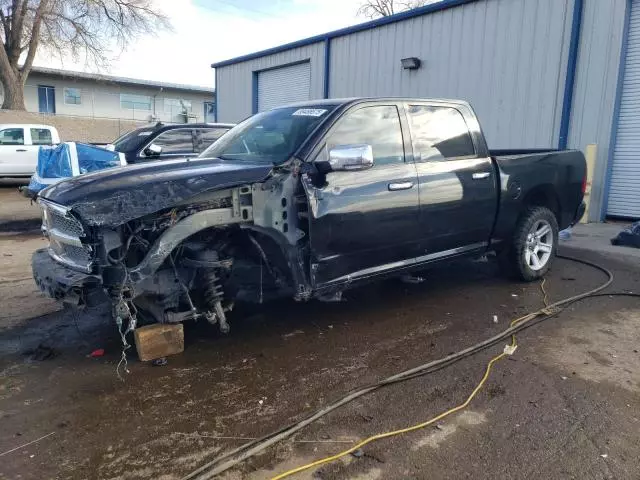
[212,0,639,221]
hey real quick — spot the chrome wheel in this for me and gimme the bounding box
[524,220,553,271]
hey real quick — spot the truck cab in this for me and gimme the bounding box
[0,124,60,177]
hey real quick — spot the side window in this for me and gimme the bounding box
[0,128,24,145]
[407,105,475,161]
[326,105,404,166]
[31,128,53,145]
[149,129,194,155]
[193,128,227,154]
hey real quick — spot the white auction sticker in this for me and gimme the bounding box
[292,108,327,117]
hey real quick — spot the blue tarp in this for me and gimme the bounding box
[28,143,125,195]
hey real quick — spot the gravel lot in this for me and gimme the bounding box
[1,184,639,480]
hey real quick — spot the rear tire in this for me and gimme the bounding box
[499,206,558,282]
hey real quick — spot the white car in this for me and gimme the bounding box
[0,124,60,177]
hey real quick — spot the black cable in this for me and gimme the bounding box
[183,254,625,479]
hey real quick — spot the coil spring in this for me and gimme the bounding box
[203,268,224,307]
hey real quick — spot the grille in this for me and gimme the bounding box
[48,209,84,236]
[40,200,93,272]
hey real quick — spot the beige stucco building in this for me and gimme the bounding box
[1,66,215,124]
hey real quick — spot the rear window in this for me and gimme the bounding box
[194,128,229,153]
[407,105,475,161]
[31,128,53,145]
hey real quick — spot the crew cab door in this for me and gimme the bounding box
[405,102,497,258]
[305,103,420,287]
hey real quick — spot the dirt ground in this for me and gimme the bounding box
[1,185,640,480]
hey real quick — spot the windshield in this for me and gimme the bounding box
[112,126,157,152]
[198,105,337,164]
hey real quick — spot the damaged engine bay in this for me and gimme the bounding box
[35,169,313,335]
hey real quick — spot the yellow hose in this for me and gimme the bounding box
[270,280,548,480]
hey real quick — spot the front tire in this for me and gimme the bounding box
[500,206,558,281]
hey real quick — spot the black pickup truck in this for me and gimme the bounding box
[32,98,586,333]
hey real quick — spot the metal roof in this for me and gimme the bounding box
[30,66,215,94]
[211,0,478,68]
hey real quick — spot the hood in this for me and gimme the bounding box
[40,157,273,226]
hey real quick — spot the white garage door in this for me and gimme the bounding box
[257,62,310,112]
[608,0,640,218]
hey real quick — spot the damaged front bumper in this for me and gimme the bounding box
[32,248,106,306]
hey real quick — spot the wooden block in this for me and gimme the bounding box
[134,323,184,362]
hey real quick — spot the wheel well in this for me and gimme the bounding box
[521,185,560,222]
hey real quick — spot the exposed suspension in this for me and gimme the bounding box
[203,268,231,333]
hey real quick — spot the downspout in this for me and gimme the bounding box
[213,67,218,122]
[323,36,331,99]
[252,72,258,114]
[557,0,584,150]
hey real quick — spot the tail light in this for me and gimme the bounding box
[581,174,587,195]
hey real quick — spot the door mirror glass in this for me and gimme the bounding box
[144,143,162,156]
[327,144,374,171]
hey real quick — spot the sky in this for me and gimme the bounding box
[35,0,367,89]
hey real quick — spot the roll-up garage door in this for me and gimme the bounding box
[608,0,640,218]
[257,62,310,112]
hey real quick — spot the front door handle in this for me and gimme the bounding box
[388,182,414,191]
[472,172,490,180]
[16,148,27,152]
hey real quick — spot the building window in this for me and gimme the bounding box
[120,93,152,110]
[38,85,55,114]
[204,102,216,122]
[164,98,192,115]
[64,87,82,105]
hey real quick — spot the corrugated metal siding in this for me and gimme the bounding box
[607,0,640,218]
[567,0,627,221]
[257,62,311,112]
[328,0,573,149]
[216,42,324,123]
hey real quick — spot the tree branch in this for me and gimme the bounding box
[20,0,49,82]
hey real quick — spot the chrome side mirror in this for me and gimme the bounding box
[328,144,374,171]
[144,143,162,156]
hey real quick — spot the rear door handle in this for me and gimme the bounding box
[472,172,490,180]
[388,182,414,191]
[16,148,27,152]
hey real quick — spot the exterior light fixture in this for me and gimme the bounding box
[401,57,421,70]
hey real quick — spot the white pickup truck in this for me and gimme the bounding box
[0,124,60,177]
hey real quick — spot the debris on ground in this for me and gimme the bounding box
[611,221,640,248]
[152,357,168,367]
[492,315,498,324]
[88,349,105,358]
[23,344,56,361]
[134,324,184,362]
[351,449,364,458]
[559,228,572,240]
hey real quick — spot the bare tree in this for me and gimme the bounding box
[357,0,440,19]
[0,0,170,110]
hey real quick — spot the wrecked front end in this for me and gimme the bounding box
[32,168,312,334]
